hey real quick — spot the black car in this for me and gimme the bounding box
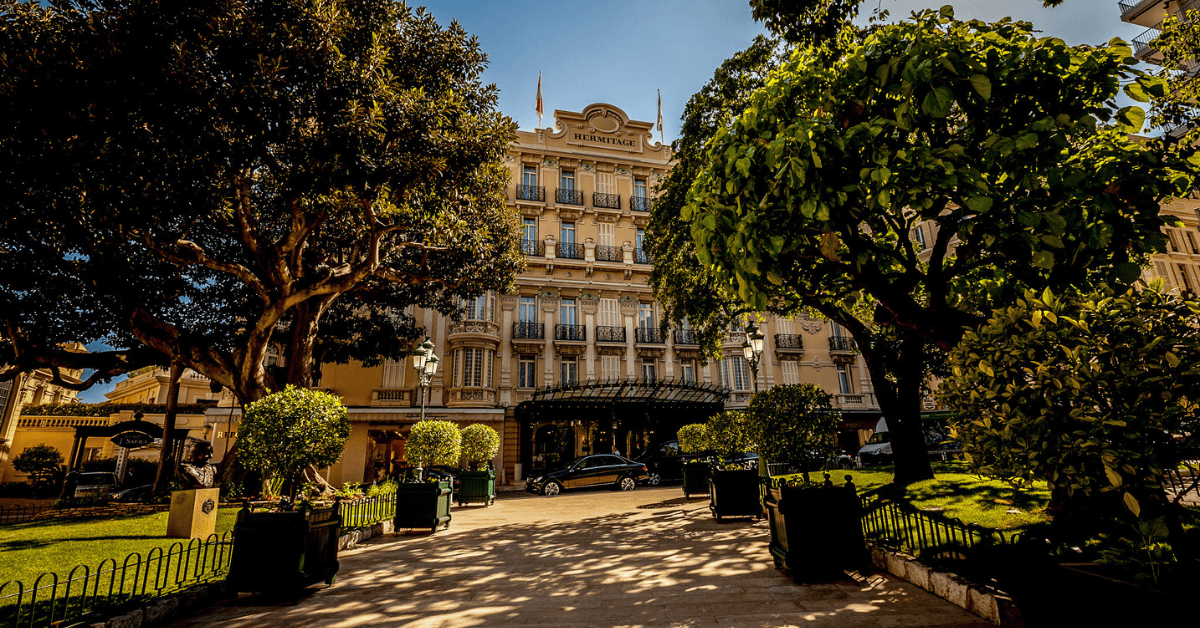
[636,440,758,485]
[424,465,462,496]
[526,454,648,496]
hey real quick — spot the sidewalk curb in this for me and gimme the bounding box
[868,543,1022,627]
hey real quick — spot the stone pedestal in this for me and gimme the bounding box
[167,488,220,539]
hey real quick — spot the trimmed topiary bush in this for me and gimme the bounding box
[677,423,710,454]
[748,383,841,480]
[406,420,462,469]
[237,386,350,499]
[460,423,500,471]
[705,411,756,461]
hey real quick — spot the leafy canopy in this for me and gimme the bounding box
[236,386,351,483]
[405,420,462,468]
[748,383,840,470]
[460,423,500,470]
[12,444,64,488]
[677,423,710,454]
[705,411,756,461]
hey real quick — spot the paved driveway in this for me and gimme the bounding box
[167,487,992,628]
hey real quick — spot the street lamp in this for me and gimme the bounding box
[741,322,765,394]
[411,339,440,421]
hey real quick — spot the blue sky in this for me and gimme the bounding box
[76,0,1148,402]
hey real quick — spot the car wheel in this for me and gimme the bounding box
[646,472,661,486]
[618,476,637,491]
[543,481,562,496]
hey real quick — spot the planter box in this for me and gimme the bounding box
[1003,560,1185,626]
[764,484,866,580]
[682,462,710,498]
[458,470,496,507]
[227,503,341,593]
[707,469,762,521]
[394,480,452,532]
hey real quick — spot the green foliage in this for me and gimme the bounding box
[704,411,756,460]
[236,386,351,488]
[459,423,500,470]
[405,420,462,468]
[748,383,840,468]
[1098,518,1177,586]
[676,423,710,454]
[939,285,1200,521]
[366,478,398,498]
[21,402,212,417]
[12,444,63,493]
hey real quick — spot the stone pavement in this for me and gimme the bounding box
[165,487,993,628]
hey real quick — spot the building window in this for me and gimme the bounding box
[522,165,538,187]
[601,355,621,380]
[518,356,537,389]
[597,172,614,194]
[730,318,744,333]
[519,296,537,323]
[464,292,492,321]
[837,363,853,394]
[636,228,645,250]
[523,217,538,242]
[680,360,696,383]
[781,361,799,385]
[634,178,647,199]
[599,298,619,328]
[265,345,282,367]
[637,303,654,330]
[719,356,750,391]
[599,222,614,247]
[913,226,927,250]
[561,221,576,244]
[642,359,657,381]
[382,359,405,389]
[560,169,575,190]
[561,357,578,385]
[457,348,493,388]
[560,298,577,325]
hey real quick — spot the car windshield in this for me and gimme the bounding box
[867,432,890,444]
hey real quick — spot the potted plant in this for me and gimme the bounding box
[458,423,500,507]
[704,410,760,521]
[749,383,866,579]
[228,387,349,591]
[677,423,711,498]
[395,419,459,532]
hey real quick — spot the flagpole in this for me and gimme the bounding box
[536,71,544,130]
[657,89,664,146]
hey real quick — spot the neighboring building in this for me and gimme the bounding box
[297,104,884,487]
[104,366,221,405]
[0,346,86,481]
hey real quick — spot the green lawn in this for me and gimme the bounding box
[0,509,238,587]
[778,461,1052,531]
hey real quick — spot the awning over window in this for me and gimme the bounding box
[530,377,729,410]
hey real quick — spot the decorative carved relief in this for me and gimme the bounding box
[448,320,500,336]
[811,358,824,371]
[542,158,558,167]
[800,312,824,334]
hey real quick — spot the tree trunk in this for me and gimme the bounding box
[285,296,335,388]
[152,362,185,496]
[856,334,934,485]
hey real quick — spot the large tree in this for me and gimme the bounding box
[0,0,522,402]
[661,8,1190,483]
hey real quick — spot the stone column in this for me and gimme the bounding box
[499,296,517,406]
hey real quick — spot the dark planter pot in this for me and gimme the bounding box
[763,484,867,580]
[458,470,496,507]
[1001,560,1186,626]
[394,480,452,532]
[227,503,341,593]
[682,462,710,498]
[707,469,763,521]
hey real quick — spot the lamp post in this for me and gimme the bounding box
[742,322,765,394]
[411,339,439,422]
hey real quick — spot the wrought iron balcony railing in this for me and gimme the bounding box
[555,324,586,341]
[593,192,621,210]
[516,185,545,202]
[1117,0,1140,15]
[512,321,544,339]
[556,188,583,205]
[635,327,667,344]
[634,248,652,264]
[674,329,700,345]
[595,245,622,262]
[595,326,626,342]
[557,242,585,260]
[630,196,651,212]
[829,336,857,352]
[774,334,803,350]
[1132,25,1162,56]
[520,238,544,256]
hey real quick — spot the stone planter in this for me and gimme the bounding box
[763,484,866,580]
[394,480,452,533]
[707,469,762,521]
[458,470,496,507]
[227,502,341,593]
[681,461,710,498]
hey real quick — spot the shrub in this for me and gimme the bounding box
[677,423,710,454]
[460,423,500,471]
[748,383,841,478]
[237,386,351,499]
[21,402,212,417]
[12,444,64,495]
[406,420,462,469]
[705,411,756,461]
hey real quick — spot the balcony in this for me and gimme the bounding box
[595,245,622,262]
[512,321,544,339]
[558,242,585,260]
[520,238,544,256]
[516,185,545,202]
[555,324,587,341]
[448,387,497,406]
[593,192,621,210]
[370,388,412,406]
[774,334,803,350]
[595,326,626,343]
[1132,25,1162,58]
[674,329,700,345]
[829,336,857,352]
[556,188,583,205]
[448,319,501,343]
[630,196,651,212]
[634,248,652,264]
[635,327,667,344]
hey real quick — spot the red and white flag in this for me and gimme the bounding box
[536,72,543,128]
[657,89,664,143]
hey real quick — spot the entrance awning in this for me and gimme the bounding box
[530,377,729,409]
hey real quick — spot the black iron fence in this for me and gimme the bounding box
[0,504,52,526]
[512,321,544,339]
[0,533,233,628]
[1117,0,1136,14]
[634,248,652,264]
[630,196,651,212]
[774,334,803,350]
[859,497,1019,561]
[556,188,583,205]
[555,324,586,341]
[595,245,622,262]
[520,238,544,256]
[829,336,856,352]
[635,327,666,344]
[593,192,621,210]
[516,185,545,202]
[557,242,585,260]
[674,329,700,345]
[338,496,395,529]
[595,326,626,342]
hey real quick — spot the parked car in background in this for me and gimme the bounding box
[636,440,761,485]
[526,454,648,496]
[73,472,118,499]
[424,465,461,496]
[111,483,154,502]
[858,419,964,465]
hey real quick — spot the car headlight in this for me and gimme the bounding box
[532,476,543,483]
